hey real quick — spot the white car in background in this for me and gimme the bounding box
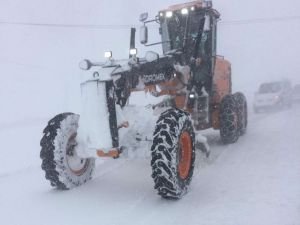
[253,81,292,113]
[292,84,300,103]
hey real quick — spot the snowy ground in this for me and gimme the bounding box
[1,0,300,224]
[0,101,299,225]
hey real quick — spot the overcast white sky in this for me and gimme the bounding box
[0,0,300,110]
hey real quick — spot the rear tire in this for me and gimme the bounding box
[233,92,248,135]
[40,113,95,190]
[219,95,239,144]
[151,108,195,199]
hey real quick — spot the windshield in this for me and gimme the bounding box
[259,82,282,94]
[160,12,187,52]
[160,10,205,54]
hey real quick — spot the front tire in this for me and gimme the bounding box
[151,108,195,199]
[40,113,95,190]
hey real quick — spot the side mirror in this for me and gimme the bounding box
[139,12,148,22]
[145,51,159,62]
[140,25,148,45]
[204,14,211,32]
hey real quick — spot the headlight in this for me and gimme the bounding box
[181,8,188,15]
[129,48,137,56]
[104,51,112,58]
[79,59,92,70]
[189,93,195,99]
[166,11,173,18]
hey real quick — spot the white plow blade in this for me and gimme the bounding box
[77,80,112,156]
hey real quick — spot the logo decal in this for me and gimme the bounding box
[142,73,166,85]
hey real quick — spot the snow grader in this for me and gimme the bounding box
[40,0,247,199]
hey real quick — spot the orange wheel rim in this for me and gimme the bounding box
[66,134,90,176]
[178,131,192,180]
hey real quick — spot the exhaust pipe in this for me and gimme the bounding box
[129,27,136,58]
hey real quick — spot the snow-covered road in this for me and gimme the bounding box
[0,105,299,225]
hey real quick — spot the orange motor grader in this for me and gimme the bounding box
[40,0,247,199]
